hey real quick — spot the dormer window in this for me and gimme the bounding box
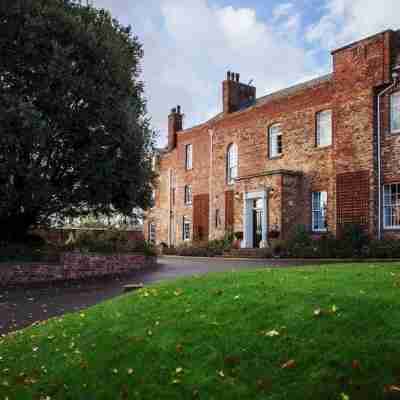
[269,124,282,158]
[391,92,400,134]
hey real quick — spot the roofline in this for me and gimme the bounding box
[331,29,393,55]
[174,73,333,136]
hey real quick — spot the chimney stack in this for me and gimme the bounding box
[168,105,183,151]
[223,71,256,113]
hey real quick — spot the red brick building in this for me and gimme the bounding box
[146,29,400,248]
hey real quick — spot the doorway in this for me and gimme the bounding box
[243,191,268,248]
[252,199,263,248]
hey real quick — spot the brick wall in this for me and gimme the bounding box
[0,253,157,287]
[146,29,400,245]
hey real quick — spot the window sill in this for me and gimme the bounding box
[388,130,400,136]
[312,230,328,234]
[383,227,400,231]
[268,154,283,160]
[314,145,332,151]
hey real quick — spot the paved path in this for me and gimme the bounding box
[0,256,331,335]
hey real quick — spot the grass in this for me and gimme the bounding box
[2,263,400,399]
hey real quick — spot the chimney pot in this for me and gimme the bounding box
[236,73,240,82]
[227,71,231,80]
[177,105,181,114]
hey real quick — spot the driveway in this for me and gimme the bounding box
[0,256,331,335]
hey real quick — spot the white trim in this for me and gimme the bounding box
[242,190,269,248]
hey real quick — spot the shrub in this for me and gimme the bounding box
[286,225,315,258]
[63,230,156,255]
[0,240,60,263]
[367,240,400,258]
[337,224,369,257]
[270,240,288,257]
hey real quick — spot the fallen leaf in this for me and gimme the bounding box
[218,370,225,377]
[352,360,361,370]
[281,360,296,369]
[265,330,280,337]
[176,344,183,353]
[314,308,322,317]
[224,356,241,367]
[384,385,400,393]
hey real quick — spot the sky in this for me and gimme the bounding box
[91,0,400,146]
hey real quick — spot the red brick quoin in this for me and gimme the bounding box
[146,29,400,248]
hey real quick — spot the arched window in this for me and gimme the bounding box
[227,143,238,184]
[268,124,282,158]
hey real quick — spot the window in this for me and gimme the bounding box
[316,110,332,147]
[185,144,193,170]
[391,92,400,133]
[269,124,282,158]
[312,191,327,232]
[226,143,238,184]
[149,222,156,243]
[171,171,176,206]
[184,185,192,205]
[182,216,191,241]
[215,209,220,228]
[384,183,400,229]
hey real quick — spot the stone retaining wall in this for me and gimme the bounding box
[0,253,156,287]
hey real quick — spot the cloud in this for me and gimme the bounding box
[272,2,294,20]
[92,0,320,146]
[306,0,400,50]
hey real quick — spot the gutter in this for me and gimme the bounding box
[376,69,399,240]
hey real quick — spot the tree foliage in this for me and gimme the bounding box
[0,0,155,241]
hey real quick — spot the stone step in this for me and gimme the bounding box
[123,283,144,293]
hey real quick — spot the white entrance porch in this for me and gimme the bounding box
[242,190,269,248]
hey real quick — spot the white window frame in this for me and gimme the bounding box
[185,144,193,170]
[184,185,192,205]
[390,92,400,134]
[316,110,332,147]
[312,191,327,232]
[149,222,156,243]
[383,183,400,229]
[182,216,191,241]
[268,124,282,158]
[226,143,238,184]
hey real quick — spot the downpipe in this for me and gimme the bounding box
[376,70,399,240]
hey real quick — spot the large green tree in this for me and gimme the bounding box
[0,0,155,241]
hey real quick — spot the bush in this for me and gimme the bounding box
[337,224,369,257]
[63,230,156,255]
[367,240,400,258]
[0,240,60,263]
[286,225,316,258]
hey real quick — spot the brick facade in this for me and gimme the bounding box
[146,29,400,247]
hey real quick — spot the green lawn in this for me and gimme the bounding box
[2,264,400,399]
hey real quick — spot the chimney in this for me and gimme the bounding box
[168,106,183,151]
[223,71,256,114]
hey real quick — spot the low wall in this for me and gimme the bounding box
[0,253,156,287]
